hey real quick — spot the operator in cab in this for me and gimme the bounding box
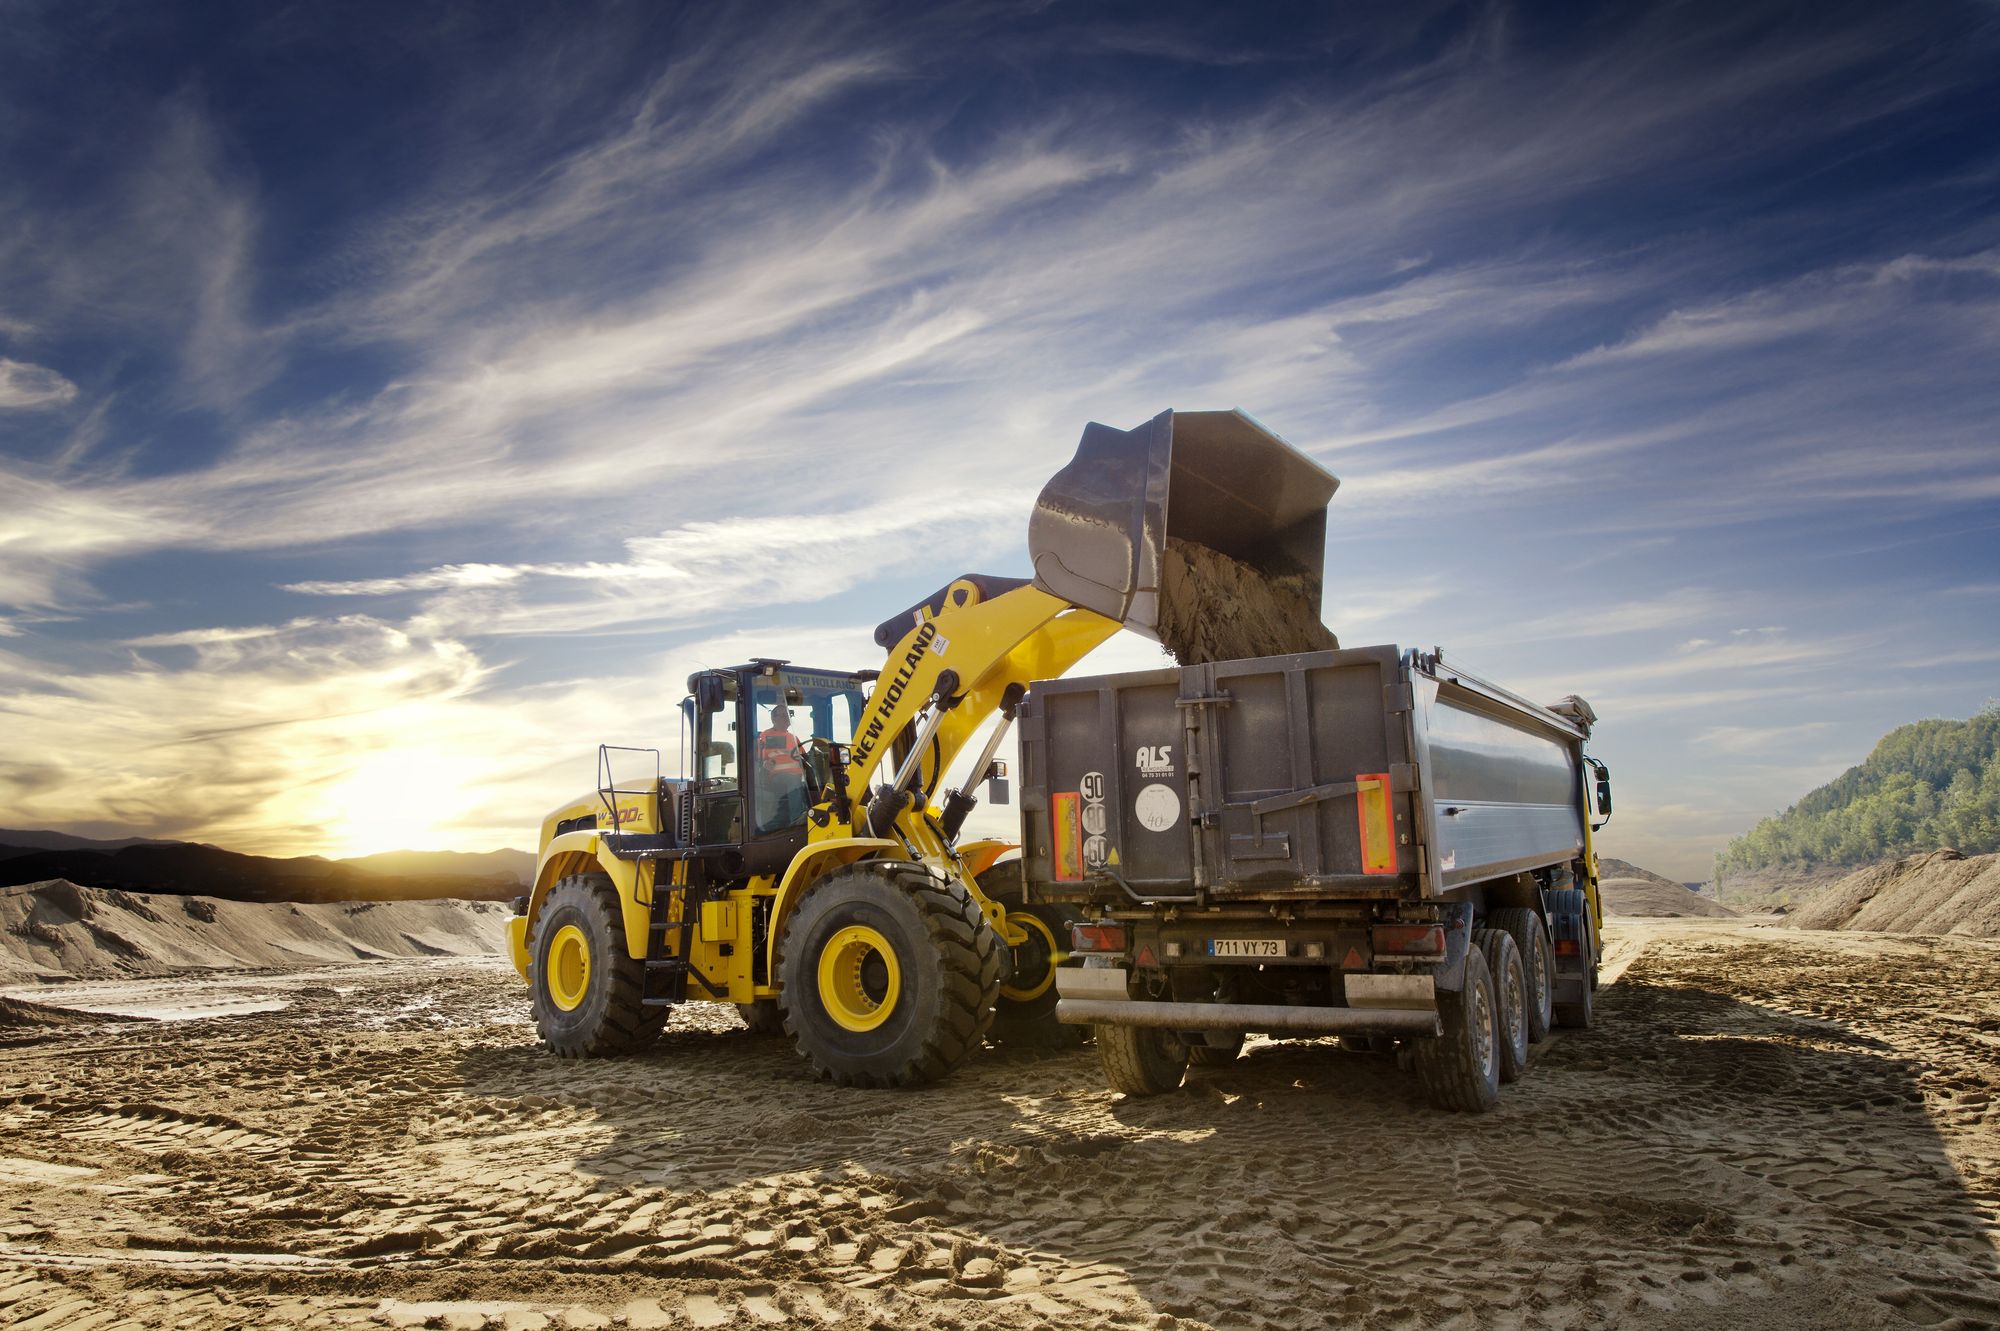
[756,700,808,831]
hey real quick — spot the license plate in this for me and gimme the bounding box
[1210,938,1285,959]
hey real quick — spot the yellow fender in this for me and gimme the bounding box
[508,831,651,980]
[763,837,901,979]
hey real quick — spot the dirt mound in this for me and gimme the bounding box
[1155,538,1337,664]
[0,993,144,1028]
[1595,858,1735,918]
[1600,876,1738,918]
[1787,848,2000,938]
[0,880,510,983]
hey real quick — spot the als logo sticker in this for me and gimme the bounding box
[1135,744,1174,777]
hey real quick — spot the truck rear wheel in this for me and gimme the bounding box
[1488,907,1554,1043]
[1473,927,1530,1084]
[1413,946,1500,1112]
[777,865,1001,1087]
[1096,1024,1189,1096]
[1547,887,1597,1029]
[529,873,664,1057]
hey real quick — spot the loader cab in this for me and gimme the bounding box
[683,660,873,876]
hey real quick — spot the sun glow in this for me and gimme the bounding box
[322,748,484,858]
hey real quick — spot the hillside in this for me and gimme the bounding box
[1717,705,2000,881]
[0,835,529,905]
[1788,849,2000,939]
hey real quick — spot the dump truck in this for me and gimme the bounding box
[509,408,1338,1086]
[1018,648,1612,1111]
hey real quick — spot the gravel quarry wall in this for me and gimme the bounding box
[1155,538,1338,664]
[0,880,510,983]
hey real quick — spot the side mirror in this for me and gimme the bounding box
[696,674,727,713]
[986,759,1011,807]
[1595,777,1612,815]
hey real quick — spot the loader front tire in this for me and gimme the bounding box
[778,865,1001,1088]
[529,873,663,1057]
[1413,945,1500,1112]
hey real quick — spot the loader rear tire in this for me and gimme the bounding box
[778,865,1001,1088]
[1489,907,1554,1043]
[1473,927,1530,1084]
[1413,945,1500,1112]
[1096,1024,1189,1096]
[529,873,662,1057]
[990,901,1088,1050]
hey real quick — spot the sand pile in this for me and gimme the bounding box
[0,880,510,983]
[1596,858,1737,918]
[1788,849,2000,938]
[1155,539,1338,664]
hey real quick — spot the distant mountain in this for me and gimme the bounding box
[0,828,183,858]
[343,848,534,885]
[1717,704,2000,880]
[0,833,532,904]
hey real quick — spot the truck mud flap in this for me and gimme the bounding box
[1056,997,1439,1039]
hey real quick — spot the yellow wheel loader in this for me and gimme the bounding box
[507,409,1338,1086]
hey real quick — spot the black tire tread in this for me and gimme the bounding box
[1096,1023,1188,1096]
[778,864,1001,1088]
[1489,906,1554,1044]
[1413,946,1500,1113]
[1473,927,1529,1085]
[528,873,662,1058]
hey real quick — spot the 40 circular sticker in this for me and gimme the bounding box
[1134,782,1181,832]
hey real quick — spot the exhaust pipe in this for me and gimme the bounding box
[1028,409,1339,641]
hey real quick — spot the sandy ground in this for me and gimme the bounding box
[1,919,1997,1330]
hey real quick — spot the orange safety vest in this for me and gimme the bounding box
[759,728,802,773]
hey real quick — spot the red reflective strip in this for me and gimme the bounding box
[1052,792,1083,881]
[1072,924,1127,953]
[1355,772,1396,875]
[1372,924,1445,955]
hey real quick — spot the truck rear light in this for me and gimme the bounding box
[1372,923,1445,956]
[1554,939,1580,957]
[1071,923,1127,954]
[1302,941,1326,959]
[1163,941,1184,958]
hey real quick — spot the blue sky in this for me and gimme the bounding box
[1,1,1996,876]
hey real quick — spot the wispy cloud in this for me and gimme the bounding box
[0,358,76,410]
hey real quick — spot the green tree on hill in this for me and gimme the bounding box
[1716,704,2000,877]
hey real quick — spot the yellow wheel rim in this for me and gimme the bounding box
[817,924,901,1032]
[547,923,592,1012]
[1000,910,1062,1003]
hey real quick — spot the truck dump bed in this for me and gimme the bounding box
[1018,645,1592,904]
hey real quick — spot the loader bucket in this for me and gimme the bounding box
[1028,408,1339,639]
